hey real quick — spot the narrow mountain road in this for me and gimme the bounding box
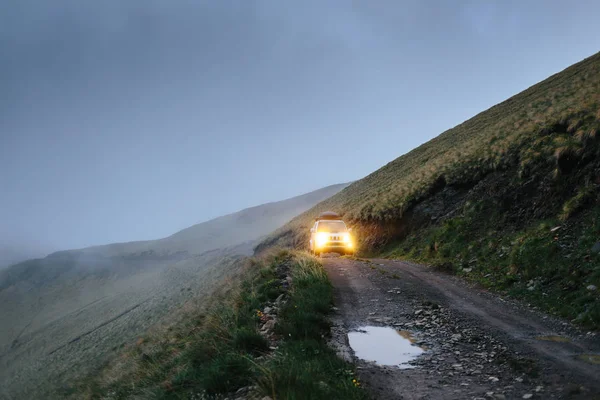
[323,256,600,400]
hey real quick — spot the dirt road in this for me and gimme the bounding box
[323,256,600,400]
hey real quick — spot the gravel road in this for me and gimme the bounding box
[323,256,600,400]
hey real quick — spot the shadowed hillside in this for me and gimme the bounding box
[257,51,600,327]
[0,183,347,399]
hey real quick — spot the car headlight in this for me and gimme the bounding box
[316,232,329,247]
[342,232,351,243]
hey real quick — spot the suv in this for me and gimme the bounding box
[309,212,354,256]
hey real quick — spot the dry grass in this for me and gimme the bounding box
[256,52,600,330]
[258,51,600,252]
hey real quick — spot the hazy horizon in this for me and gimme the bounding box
[2,0,600,253]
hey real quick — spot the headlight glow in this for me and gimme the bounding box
[342,232,351,243]
[315,232,329,247]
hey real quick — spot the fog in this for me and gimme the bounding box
[2,0,600,251]
[2,2,600,398]
[0,183,344,398]
[0,243,53,269]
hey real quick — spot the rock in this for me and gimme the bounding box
[261,397,273,400]
[550,226,561,233]
[275,294,285,305]
[522,394,533,399]
[493,395,506,400]
[489,376,500,383]
[534,386,543,392]
[415,309,423,315]
[587,285,597,291]
[591,242,600,254]
[262,320,276,331]
[462,268,472,273]
[263,306,273,314]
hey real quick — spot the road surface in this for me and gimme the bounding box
[323,256,600,400]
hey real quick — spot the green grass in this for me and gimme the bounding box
[384,204,600,329]
[66,251,366,399]
[257,51,600,252]
[257,52,600,330]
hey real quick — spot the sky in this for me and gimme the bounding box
[1,0,599,253]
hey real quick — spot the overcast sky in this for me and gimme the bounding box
[1,0,599,253]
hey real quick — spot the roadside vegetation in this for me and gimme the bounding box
[65,250,365,400]
[385,204,600,329]
[258,52,600,329]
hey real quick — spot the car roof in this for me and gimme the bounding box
[316,211,341,220]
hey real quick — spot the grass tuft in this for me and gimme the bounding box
[560,185,597,221]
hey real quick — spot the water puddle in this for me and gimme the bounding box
[347,326,425,368]
[577,354,600,365]
[535,335,571,343]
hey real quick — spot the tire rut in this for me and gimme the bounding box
[322,256,600,400]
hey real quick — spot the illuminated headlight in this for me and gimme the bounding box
[342,232,352,243]
[316,232,329,247]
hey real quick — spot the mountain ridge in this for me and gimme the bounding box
[256,51,600,328]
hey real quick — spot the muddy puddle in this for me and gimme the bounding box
[348,326,425,368]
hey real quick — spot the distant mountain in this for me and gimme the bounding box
[69,183,350,259]
[0,182,348,399]
[0,245,49,270]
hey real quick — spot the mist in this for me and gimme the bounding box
[2,0,600,250]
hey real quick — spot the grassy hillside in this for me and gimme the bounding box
[67,251,366,400]
[0,183,347,399]
[258,52,600,328]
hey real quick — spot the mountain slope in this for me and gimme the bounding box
[257,52,600,327]
[0,245,50,270]
[74,183,349,258]
[0,183,348,291]
[0,183,347,399]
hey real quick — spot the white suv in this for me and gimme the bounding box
[309,212,354,256]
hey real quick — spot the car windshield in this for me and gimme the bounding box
[317,221,347,232]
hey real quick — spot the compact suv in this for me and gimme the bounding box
[309,212,354,256]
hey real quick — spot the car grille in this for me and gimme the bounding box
[330,235,341,241]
